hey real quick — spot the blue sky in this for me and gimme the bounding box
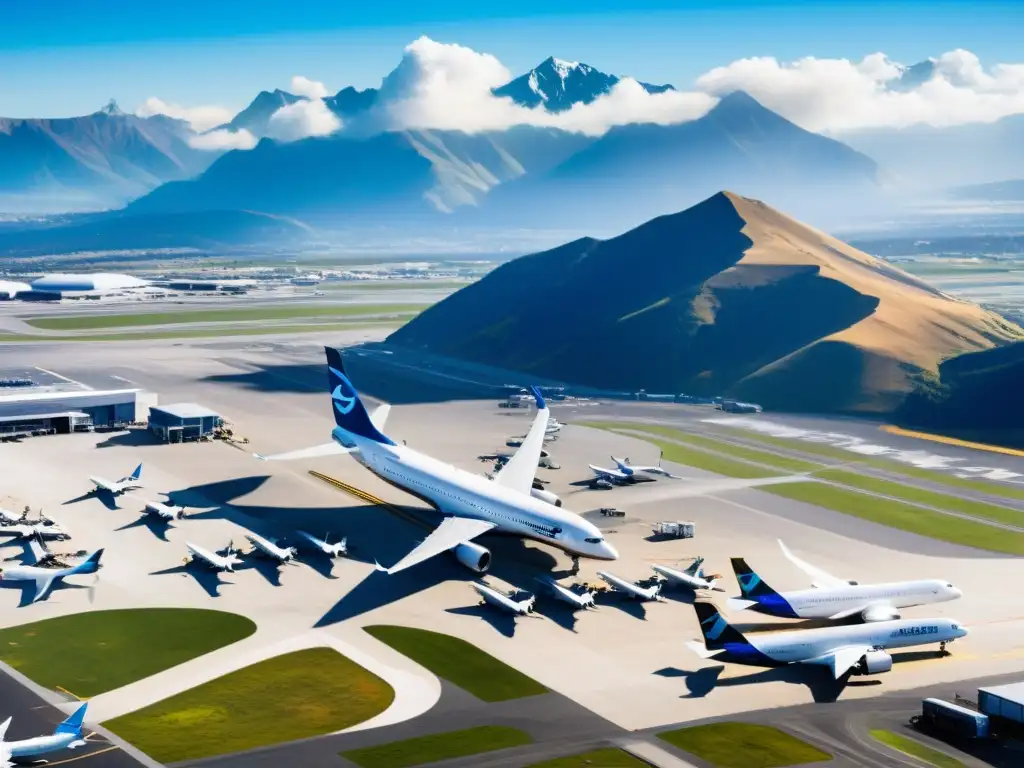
[2,0,1020,118]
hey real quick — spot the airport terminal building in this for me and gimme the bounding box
[148,403,222,442]
[0,388,155,437]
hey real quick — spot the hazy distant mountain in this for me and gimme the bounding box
[493,56,674,112]
[325,86,379,118]
[950,178,1024,201]
[0,101,214,212]
[391,191,1022,414]
[478,91,881,230]
[218,89,303,135]
[841,113,1024,188]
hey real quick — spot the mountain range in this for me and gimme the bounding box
[389,191,1023,415]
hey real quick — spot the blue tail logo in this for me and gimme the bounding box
[330,368,357,416]
[737,571,761,596]
[700,612,728,641]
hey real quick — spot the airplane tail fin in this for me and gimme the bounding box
[693,601,749,651]
[325,347,394,446]
[68,549,104,576]
[128,463,142,481]
[684,556,705,577]
[55,703,87,737]
[730,557,781,600]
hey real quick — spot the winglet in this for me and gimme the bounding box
[55,703,88,737]
[0,715,11,741]
[530,385,547,410]
[373,560,388,573]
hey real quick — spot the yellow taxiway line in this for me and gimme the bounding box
[880,425,1024,457]
[307,470,429,530]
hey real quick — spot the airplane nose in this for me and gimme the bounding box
[600,541,619,560]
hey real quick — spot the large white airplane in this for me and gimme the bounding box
[588,455,679,486]
[185,542,242,572]
[245,533,297,564]
[653,557,720,592]
[688,601,967,678]
[0,703,89,761]
[256,347,618,575]
[0,550,103,603]
[472,582,536,615]
[88,463,143,496]
[728,540,963,622]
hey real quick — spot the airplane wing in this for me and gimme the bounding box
[778,539,848,589]
[800,645,870,679]
[254,443,354,461]
[491,387,548,496]
[589,465,625,479]
[376,516,495,575]
[3,570,61,603]
[26,535,48,566]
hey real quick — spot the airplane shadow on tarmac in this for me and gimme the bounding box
[0,579,93,608]
[115,515,174,542]
[94,429,162,450]
[660,663,856,703]
[63,488,120,511]
[150,561,234,599]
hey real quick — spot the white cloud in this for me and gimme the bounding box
[188,128,258,151]
[136,97,234,132]
[266,99,342,141]
[289,75,330,99]
[694,50,1024,132]
[371,36,714,136]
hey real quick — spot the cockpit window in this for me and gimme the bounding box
[585,537,604,544]
[946,583,954,588]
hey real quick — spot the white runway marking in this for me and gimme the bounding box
[34,367,91,390]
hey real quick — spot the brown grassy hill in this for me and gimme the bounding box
[389,191,1024,414]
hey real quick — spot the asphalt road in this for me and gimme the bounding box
[0,666,150,767]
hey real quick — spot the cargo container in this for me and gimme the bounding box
[652,521,695,539]
[912,698,989,739]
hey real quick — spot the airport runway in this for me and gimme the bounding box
[0,333,1022,766]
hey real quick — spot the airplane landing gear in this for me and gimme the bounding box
[939,641,948,654]
[571,556,580,576]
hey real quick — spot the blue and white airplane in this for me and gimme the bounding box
[88,464,143,496]
[0,550,103,603]
[0,703,89,762]
[687,601,967,678]
[589,455,679,486]
[257,347,619,575]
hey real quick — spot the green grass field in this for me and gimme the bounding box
[870,730,965,767]
[364,625,548,702]
[581,422,1024,555]
[0,609,255,698]
[26,303,427,330]
[342,726,532,768]
[526,747,652,767]
[104,647,394,764]
[657,722,831,768]
[718,427,1024,503]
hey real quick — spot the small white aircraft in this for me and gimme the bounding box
[244,532,297,564]
[185,541,242,572]
[0,703,88,761]
[296,530,348,558]
[534,574,595,609]
[728,540,963,622]
[0,550,103,603]
[88,463,143,496]
[143,500,186,521]
[589,455,679,486]
[688,601,967,678]
[653,557,721,591]
[471,582,536,616]
[597,571,662,601]
[0,520,69,541]
[0,508,25,525]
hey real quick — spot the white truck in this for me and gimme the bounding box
[652,521,695,539]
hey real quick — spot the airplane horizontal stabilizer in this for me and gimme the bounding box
[685,640,725,660]
[254,443,354,461]
[726,597,757,611]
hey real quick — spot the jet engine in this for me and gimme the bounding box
[861,604,900,622]
[531,487,562,507]
[854,649,893,675]
[453,541,492,573]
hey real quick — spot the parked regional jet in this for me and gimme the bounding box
[598,571,662,601]
[257,347,618,575]
[0,520,69,541]
[728,541,962,622]
[185,541,242,572]
[143,500,186,521]
[534,574,596,609]
[589,455,679,486]
[653,557,720,591]
[0,550,103,603]
[688,601,967,678]
[0,703,88,761]
[472,582,536,615]
[88,464,143,496]
[245,533,297,563]
[296,530,348,558]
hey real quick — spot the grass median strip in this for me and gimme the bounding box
[580,422,1024,555]
[342,726,533,768]
[0,608,256,698]
[364,625,547,701]
[105,647,394,764]
[870,730,965,768]
[27,303,427,330]
[657,722,831,768]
